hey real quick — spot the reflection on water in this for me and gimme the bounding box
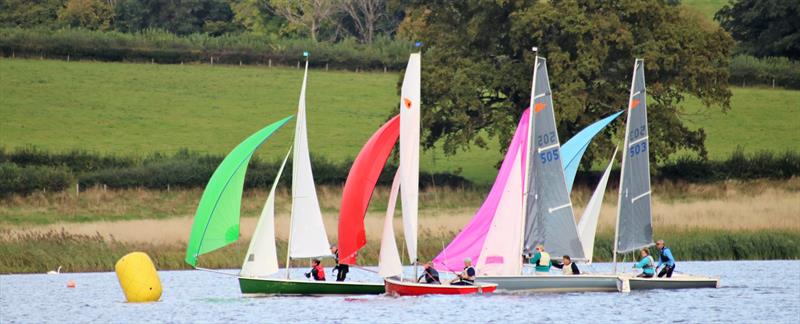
[1,261,799,323]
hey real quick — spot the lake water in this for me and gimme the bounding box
[2,260,799,323]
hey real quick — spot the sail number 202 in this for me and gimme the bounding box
[538,131,560,164]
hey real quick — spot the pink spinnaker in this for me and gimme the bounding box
[433,108,530,273]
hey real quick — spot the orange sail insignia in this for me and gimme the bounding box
[630,99,640,109]
[534,102,546,113]
[403,98,413,109]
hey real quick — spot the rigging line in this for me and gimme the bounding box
[628,136,648,146]
[195,267,239,277]
[537,143,560,153]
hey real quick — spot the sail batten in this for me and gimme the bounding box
[615,59,654,253]
[523,57,585,260]
[289,60,331,259]
[185,116,293,267]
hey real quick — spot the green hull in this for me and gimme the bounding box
[238,277,385,295]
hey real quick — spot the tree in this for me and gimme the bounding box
[339,0,385,43]
[269,0,339,42]
[114,0,237,36]
[399,0,733,166]
[0,0,65,28]
[715,0,800,59]
[58,0,115,30]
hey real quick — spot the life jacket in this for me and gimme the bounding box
[660,247,673,264]
[560,263,573,275]
[537,252,551,268]
[643,256,654,269]
[462,266,476,282]
[312,264,326,281]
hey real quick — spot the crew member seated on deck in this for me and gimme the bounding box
[655,239,676,278]
[450,258,476,286]
[633,248,656,278]
[304,259,326,281]
[530,245,552,275]
[330,244,349,282]
[417,261,440,284]
[552,255,580,275]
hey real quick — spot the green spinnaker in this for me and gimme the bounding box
[185,115,293,267]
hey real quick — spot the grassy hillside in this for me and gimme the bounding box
[682,0,727,21]
[2,58,798,184]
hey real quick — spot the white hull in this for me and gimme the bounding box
[476,274,623,292]
[619,274,720,291]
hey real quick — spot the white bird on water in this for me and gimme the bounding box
[47,266,62,275]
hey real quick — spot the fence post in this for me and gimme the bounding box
[210,56,214,65]
[76,183,79,196]
[326,63,329,71]
[269,59,272,67]
[67,54,70,62]
[151,58,154,64]
[167,184,170,192]
[297,61,300,69]
[772,78,775,88]
[103,184,107,192]
[384,66,387,73]
[11,51,14,58]
[239,60,242,66]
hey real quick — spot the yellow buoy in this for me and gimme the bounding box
[115,252,162,302]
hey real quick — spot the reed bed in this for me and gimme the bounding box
[2,228,797,274]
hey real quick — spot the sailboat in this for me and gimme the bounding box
[433,54,623,292]
[613,59,719,290]
[364,53,497,296]
[186,56,383,295]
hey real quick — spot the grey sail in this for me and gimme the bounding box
[523,57,585,260]
[615,59,653,253]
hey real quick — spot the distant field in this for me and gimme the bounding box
[682,0,727,21]
[1,58,798,184]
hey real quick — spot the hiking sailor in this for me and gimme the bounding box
[330,244,349,281]
[655,239,676,278]
[552,255,580,275]
[529,245,552,275]
[633,248,656,278]
[451,258,476,285]
[304,259,326,281]
[417,261,441,284]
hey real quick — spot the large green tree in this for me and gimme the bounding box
[715,0,800,59]
[400,0,733,166]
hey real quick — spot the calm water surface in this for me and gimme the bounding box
[2,261,799,323]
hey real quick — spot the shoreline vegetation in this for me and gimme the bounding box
[1,178,798,274]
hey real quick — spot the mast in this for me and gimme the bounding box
[613,59,640,273]
[519,47,538,273]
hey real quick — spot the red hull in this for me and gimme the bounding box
[384,278,497,296]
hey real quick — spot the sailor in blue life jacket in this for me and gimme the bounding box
[529,245,552,274]
[451,258,476,286]
[417,261,441,284]
[304,259,326,281]
[633,248,656,278]
[655,239,676,278]
[330,244,349,282]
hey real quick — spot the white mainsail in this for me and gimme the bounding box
[399,53,421,264]
[378,171,403,278]
[614,59,653,258]
[577,148,617,264]
[476,144,525,276]
[288,60,332,258]
[240,148,291,277]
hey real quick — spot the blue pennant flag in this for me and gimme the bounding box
[414,41,423,48]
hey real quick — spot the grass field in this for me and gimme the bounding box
[682,0,727,21]
[2,58,799,184]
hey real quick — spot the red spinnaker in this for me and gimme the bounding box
[338,115,400,264]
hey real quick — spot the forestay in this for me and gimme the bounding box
[615,59,654,253]
[240,148,291,277]
[289,61,331,258]
[185,116,293,267]
[399,53,421,264]
[523,57,585,260]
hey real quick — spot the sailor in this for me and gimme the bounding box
[451,258,476,286]
[655,239,676,278]
[330,244,349,282]
[551,255,580,275]
[529,245,552,274]
[633,248,656,278]
[417,261,441,284]
[304,259,326,281]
